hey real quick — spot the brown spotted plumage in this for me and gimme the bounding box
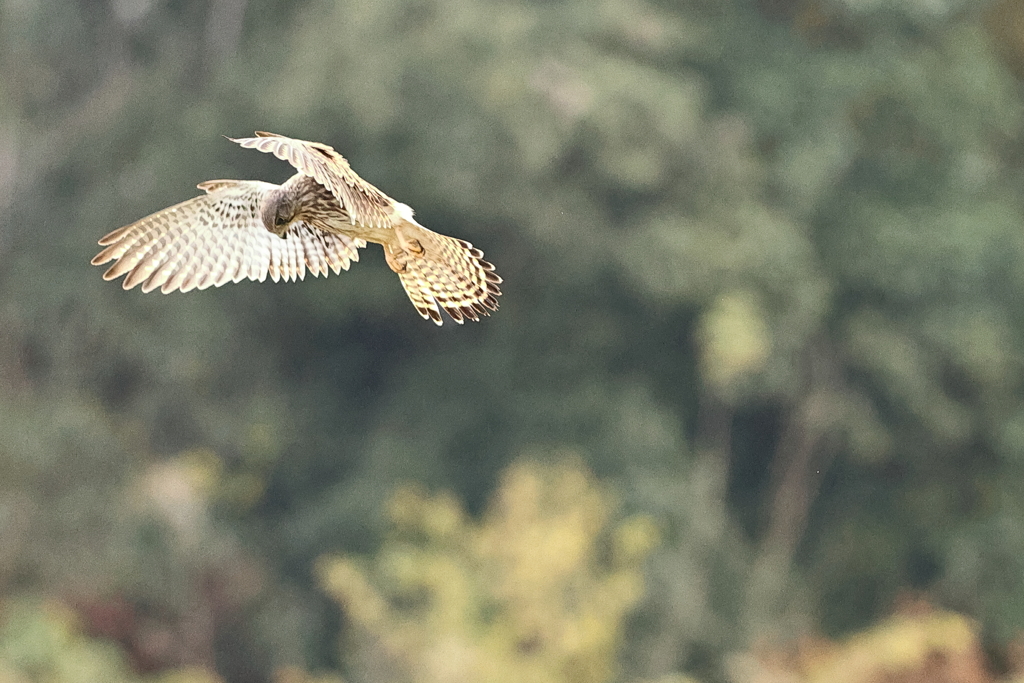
[92,132,502,325]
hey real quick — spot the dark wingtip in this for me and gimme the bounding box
[419,305,443,325]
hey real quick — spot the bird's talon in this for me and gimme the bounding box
[385,247,411,274]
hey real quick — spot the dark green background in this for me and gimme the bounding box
[2,0,1024,680]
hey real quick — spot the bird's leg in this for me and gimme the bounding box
[384,243,411,274]
[395,223,425,258]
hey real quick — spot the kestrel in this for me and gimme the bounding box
[92,132,502,325]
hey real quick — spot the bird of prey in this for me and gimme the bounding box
[92,132,501,325]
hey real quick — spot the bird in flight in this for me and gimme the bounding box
[92,132,501,325]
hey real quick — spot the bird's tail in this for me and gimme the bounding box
[394,221,502,325]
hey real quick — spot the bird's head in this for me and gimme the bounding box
[261,189,297,236]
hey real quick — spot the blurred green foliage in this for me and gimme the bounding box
[0,597,222,683]
[318,458,657,683]
[4,0,1024,681]
[728,601,993,683]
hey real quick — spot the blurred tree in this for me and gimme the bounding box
[0,596,223,683]
[317,457,659,683]
[727,599,993,683]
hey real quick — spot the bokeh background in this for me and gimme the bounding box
[4,0,1024,681]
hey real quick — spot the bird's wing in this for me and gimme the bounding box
[91,180,365,293]
[229,132,396,229]
[395,222,502,325]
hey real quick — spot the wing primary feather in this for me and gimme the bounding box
[138,213,200,293]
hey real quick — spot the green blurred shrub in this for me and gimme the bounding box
[728,602,993,683]
[317,457,659,683]
[0,597,221,683]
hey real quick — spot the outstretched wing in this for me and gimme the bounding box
[396,223,502,325]
[92,180,364,293]
[229,132,396,229]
